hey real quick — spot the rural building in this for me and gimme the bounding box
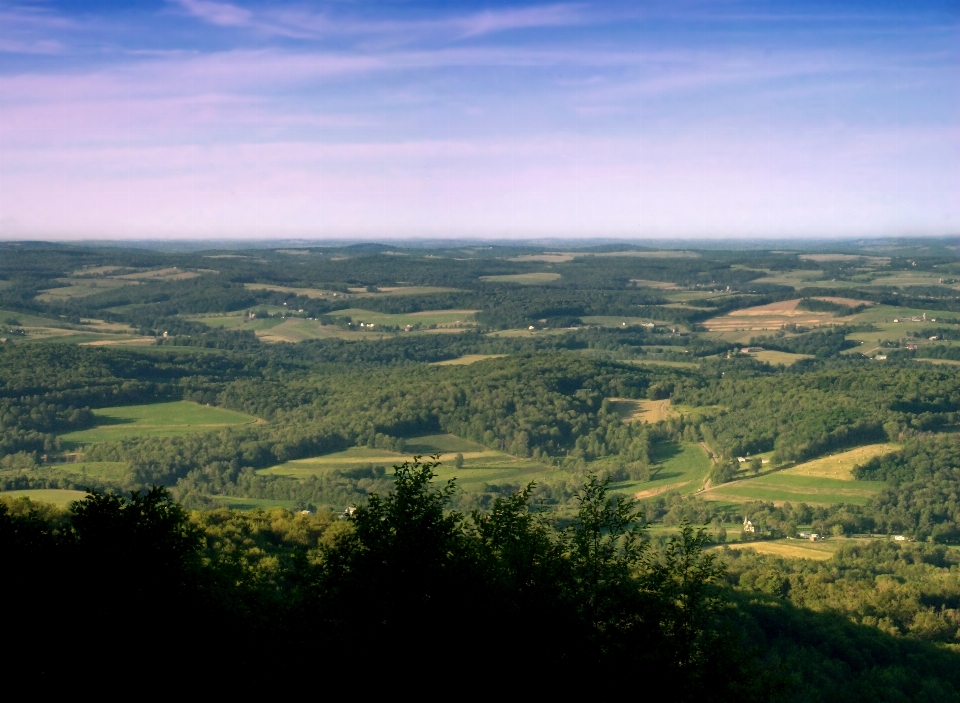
[742,518,756,533]
[798,532,822,541]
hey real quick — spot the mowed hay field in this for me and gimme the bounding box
[259,433,558,490]
[0,489,89,507]
[702,445,895,505]
[719,538,865,561]
[705,299,837,332]
[59,401,258,445]
[783,443,899,480]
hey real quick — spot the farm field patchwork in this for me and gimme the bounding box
[705,299,838,332]
[59,401,258,445]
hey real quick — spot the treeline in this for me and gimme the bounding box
[6,467,960,698]
[673,360,960,463]
[748,326,865,357]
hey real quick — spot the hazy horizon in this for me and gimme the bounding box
[1,0,957,240]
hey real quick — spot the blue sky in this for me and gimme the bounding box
[0,1,956,239]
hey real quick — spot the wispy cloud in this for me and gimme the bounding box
[174,0,252,28]
[167,1,590,41]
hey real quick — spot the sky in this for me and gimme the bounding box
[0,0,957,240]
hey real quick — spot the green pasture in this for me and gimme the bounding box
[866,271,958,288]
[212,495,300,511]
[35,278,135,302]
[703,473,886,505]
[479,272,561,285]
[324,308,477,328]
[609,442,712,497]
[259,433,559,490]
[581,316,678,328]
[0,489,89,507]
[51,461,130,482]
[0,308,74,329]
[627,359,700,369]
[59,401,257,445]
[850,305,957,325]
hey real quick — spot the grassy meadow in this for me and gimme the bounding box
[703,471,886,505]
[60,401,257,445]
[259,433,559,490]
[323,308,477,328]
[610,442,712,498]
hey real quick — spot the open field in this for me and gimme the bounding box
[849,305,957,325]
[431,354,506,366]
[0,489,89,507]
[245,283,460,298]
[59,401,258,445]
[50,461,130,481]
[719,539,843,560]
[813,296,872,307]
[604,442,711,498]
[581,315,677,328]
[1,308,144,343]
[916,358,960,366]
[628,358,701,368]
[259,433,558,490]
[36,278,137,301]
[189,312,404,342]
[630,279,681,289]
[507,254,575,263]
[607,398,677,424]
[748,350,812,365]
[592,250,700,258]
[113,267,201,281]
[480,272,561,284]
[782,443,899,480]
[323,308,477,328]
[866,271,958,288]
[702,472,886,505]
[212,496,300,510]
[705,299,839,332]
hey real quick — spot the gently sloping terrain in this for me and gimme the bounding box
[59,401,258,445]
